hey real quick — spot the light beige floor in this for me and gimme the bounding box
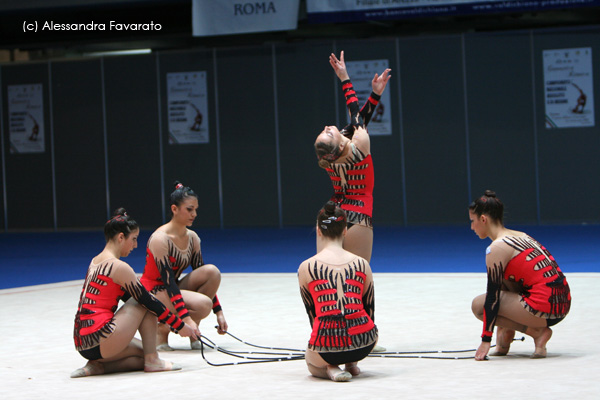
[1,273,598,400]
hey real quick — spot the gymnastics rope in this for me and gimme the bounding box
[198,327,526,366]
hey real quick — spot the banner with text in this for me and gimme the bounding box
[8,84,45,154]
[543,47,594,129]
[192,0,300,36]
[306,0,600,23]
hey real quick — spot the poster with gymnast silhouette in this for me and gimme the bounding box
[7,84,45,153]
[543,47,594,129]
[166,71,209,144]
[346,59,392,136]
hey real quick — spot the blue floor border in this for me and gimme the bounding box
[1,224,598,289]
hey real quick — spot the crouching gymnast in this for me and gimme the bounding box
[469,191,571,360]
[71,209,199,377]
[298,202,378,382]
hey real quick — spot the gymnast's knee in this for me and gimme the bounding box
[471,295,484,319]
[203,264,221,281]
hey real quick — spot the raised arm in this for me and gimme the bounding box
[361,68,391,127]
[332,52,392,137]
[330,51,364,131]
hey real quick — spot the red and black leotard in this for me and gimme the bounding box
[140,230,222,319]
[299,257,378,353]
[73,258,185,354]
[326,145,374,227]
[481,235,571,342]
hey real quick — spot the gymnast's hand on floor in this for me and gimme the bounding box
[475,341,490,361]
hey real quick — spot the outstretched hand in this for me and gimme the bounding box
[372,68,392,96]
[329,51,350,81]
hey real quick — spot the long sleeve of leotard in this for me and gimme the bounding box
[480,241,512,342]
[341,79,364,130]
[189,234,223,314]
[341,92,381,138]
[112,261,185,332]
[146,234,190,320]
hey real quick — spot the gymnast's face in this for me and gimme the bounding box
[469,210,488,239]
[315,126,342,150]
[172,197,199,227]
[121,228,139,257]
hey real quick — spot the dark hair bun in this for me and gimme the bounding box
[484,190,496,198]
[318,159,330,169]
[323,201,336,216]
[112,207,127,217]
[174,180,184,190]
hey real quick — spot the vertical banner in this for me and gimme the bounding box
[167,71,209,144]
[8,84,45,153]
[346,59,392,136]
[543,47,594,129]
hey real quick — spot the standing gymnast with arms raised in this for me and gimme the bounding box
[469,191,571,361]
[314,51,391,263]
[72,208,199,378]
[298,201,378,382]
[141,182,228,351]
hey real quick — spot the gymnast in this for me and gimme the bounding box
[298,201,378,382]
[71,209,199,378]
[141,181,228,351]
[314,51,391,263]
[469,191,571,361]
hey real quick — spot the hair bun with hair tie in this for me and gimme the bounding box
[176,183,184,190]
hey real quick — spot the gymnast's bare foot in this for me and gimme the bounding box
[490,327,515,356]
[144,358,182,373]
[70,360,104,378]
[345,362,360,376]
[326,365,352,382]
[530,327,552,358]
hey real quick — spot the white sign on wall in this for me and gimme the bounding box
[543,47,594,129]
[167,71,210,144]
[8,84,45,153]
